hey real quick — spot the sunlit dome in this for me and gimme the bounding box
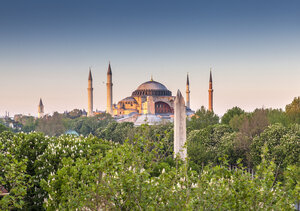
[132,80,172,97]
[137,80,168,91]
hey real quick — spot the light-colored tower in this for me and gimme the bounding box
[38,98,44,118]
[208,70,213,112]
[87,68,93,117]
[186,73,190,108]
[106,63,113,115]
[174,90,187,160]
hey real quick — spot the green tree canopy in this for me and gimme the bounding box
[36,112,66,136]
[187,106,219,131]
[0,123,9,133]
[41,134,299,210]
[266,108,290,126]
[187,124,235,168]
[221,106,245,125]
[251,123,300,170]
[0,141,29,210]
[286,97,300,124]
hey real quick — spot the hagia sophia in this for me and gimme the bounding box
[38,63,214,125]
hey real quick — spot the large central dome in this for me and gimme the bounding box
[132,80,172,97]
[137,80,168,90]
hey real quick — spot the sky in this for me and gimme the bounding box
[1,0,300,117]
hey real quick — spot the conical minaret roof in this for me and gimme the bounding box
[187,73,189,85]
[39,98,43,106]
[209,70,212,83]
[88,68,92,80]
[107,63,112,75]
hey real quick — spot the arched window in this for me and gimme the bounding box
[155,102,172,114]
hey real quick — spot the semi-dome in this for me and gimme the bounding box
[132,80,172,97]
[119,96,138,103]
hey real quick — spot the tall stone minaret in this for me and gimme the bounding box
[38,98,44,118]
[186,73,190,108]
[106,63,113,115]
[87,68,93,117]
[208,70,213,112]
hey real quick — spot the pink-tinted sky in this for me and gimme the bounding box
[1,0,299,117]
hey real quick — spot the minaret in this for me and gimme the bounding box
[106,63,113,115]
[186,73,190,108]
[208,70,213,112]
[87,68,93,117]
[38,98,44,118]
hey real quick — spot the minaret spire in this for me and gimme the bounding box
[186,73,190,108]
[39,98,43,107]
[107,62,112,75]
[88,67,92,80]
[208,69,213,112]
[87,68,93,116]
[107,62,113,115]
[38,98,44,118]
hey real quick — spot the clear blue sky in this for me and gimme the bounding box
[1,0,299,116]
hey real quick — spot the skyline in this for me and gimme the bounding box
[1,0,300,116]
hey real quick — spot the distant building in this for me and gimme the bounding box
[65,130,79,136]
[102,63,196,125]
[1,116,22,131]
[38,98,44,118]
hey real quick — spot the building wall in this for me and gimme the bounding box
[113,95,175,116]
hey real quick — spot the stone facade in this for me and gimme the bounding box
[112,79,175,116]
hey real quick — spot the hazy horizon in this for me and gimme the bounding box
[1,0,299,117]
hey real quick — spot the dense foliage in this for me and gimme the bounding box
[0,123,9,133]
[0,130,299,210]
[0,97,299,210]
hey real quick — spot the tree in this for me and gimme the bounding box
[187,106,219,131]
[266,108,290,127]
[21,116,37,132]
[41,134,298,210]
[0,136,29,210]
[96,122,134,143]
[66,109,84,119]
[36,112,66,136]
[68,113,113,136]
[238,109,269,139]
[221,106,245,125]
[251,123,300,171]
[41,128,175,210]
[0,131,51,209]
[0,127,299,210]
[286,97,300,124]
[0,123,9,133]
[187,124,235,168]
[227,109,270,167]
